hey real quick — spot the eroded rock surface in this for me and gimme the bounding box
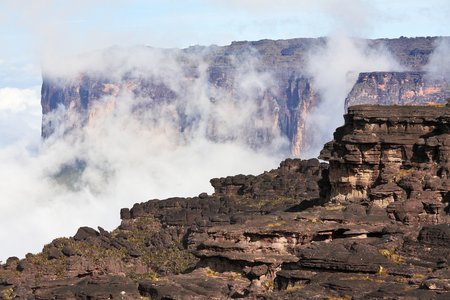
[0,158,328,299]
[320,105,450,226]
[1,105,449,299]
[346,72,450,108]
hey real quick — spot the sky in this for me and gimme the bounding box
[0,0,449,260]
[0,0,449,88]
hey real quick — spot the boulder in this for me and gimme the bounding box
[73,226,100,241]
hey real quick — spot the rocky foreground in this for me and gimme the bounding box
[1,104,450,299]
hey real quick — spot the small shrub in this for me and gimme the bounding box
[266,221,287,228]
[262,279,274,291]
[412,273,425,279]
[285,283,305,292]
[1,287,14,300]
[205,267,219,277]
[339,275,385,283]
[378,265,388,275]
[379,248,404,264]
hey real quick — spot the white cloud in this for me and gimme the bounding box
[424,38,450,79]
[301,34,403,158]
[0,87,41,147]
[0,87,40,112]
[0,48,287,260]
[0,0,448,262]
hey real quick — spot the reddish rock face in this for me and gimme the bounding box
[345,72,450,108]
[41,37,444,157]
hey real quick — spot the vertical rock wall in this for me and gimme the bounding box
[320,104,450,224]
[41,37,446,157]
[345,72,450,108]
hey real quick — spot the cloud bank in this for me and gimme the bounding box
[301,34,404,158]
[0,0,446,262]
[0,47,288,261]
[424,37,450,80]
[0,87,41,147]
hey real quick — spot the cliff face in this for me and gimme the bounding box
[320,105,450,224]
[2,104,449,299]
[345,72,450,108]
[41,37,444,156]
[41,41,322,156]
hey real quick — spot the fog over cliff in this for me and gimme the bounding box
[0,36,406,260]
[1,0,447,261]
[425,37,450,79]
[0,48,289,260]
[301,34,403,157]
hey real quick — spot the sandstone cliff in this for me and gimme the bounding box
[320,105,450,225]
[41,37,444,157]
[1,104,449,299]
[345,72,450,108]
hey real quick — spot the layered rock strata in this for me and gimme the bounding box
[1,105,449,299]
[41,37,445,156]
[0,159,328,299]
[320,105,450,225]
[345,72,450,108]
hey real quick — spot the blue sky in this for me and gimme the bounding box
[0,0,449,88]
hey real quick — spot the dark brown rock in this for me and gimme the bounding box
[418,224,450,246]
[46,247,63,260]
[298,241,390,273]
[73,226,100,241]
[2,104,450,299]
[120,208,131,220]
[32,275,140,300]
[198,192,208,199]
[210,158,328,211]
[138,268,251,300]
[320,105,450,226]
[62,246,77,257]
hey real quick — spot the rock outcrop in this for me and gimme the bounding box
[41,37,446,156]
[320,105,450,225]
[1,104,449,299]
[0,159,329,299]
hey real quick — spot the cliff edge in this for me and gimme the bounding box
[345,72,450,108]
[41,37,445,157]
[1,105,449,299]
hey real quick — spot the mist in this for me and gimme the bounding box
[301,34,404,158]
[424,37,450,80]
[0,37,405,260]
[1,0,446,262]
[0,45,290,261]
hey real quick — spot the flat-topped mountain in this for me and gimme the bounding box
[2,104,449,299]
[41,37,447,157]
